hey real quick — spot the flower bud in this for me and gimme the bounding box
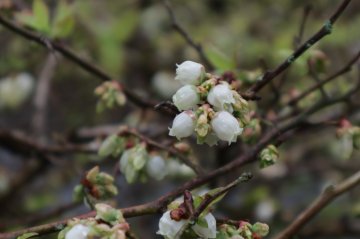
[259,145,279,168]
[146,155,168,180]
[157,211,187,239]
[65,224,90,239]
[169,111,195,139]
[119,144,149,183]
[175,61,205,85]
[98,134,119,157]
[195,114,210,138]
[172,85,200,110]
[173,142,191,153]
[252,222,269,237]
[211,111,243,144]
[207,82,235,111]
[232,91,249,114]
[95,203,124,225]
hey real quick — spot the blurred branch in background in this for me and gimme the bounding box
[0,14,158,110]
[32,52,58,141]
[274,170,360,239]
[162,0,214,70]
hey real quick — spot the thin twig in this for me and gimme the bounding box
[307,60,329,99]
[274,170,360,239]
[247,0,352,95]
[32,53,58,141]
[191,172,252,220]
[294,5,312,47]
[162,0,214,70]
[288,50,360,106]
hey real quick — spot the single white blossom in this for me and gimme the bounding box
[157,211,187,239]
[65,224,90,239]
[172,85,199,110]
[169,111,195,139]
[146,155,168,180]
[175,61,205,85]
[207,82,235,111]
[0,73,34,109]
[211,111,243,144]
[192,213,217,238]
[157,211,217,239]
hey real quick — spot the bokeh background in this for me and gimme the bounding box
[0,0,359,238]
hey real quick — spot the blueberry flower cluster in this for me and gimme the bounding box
[73,166,118,205]
[98,133,194,184]
[217,221,269,239]
[169,61,250,145]
[59,204,129,239]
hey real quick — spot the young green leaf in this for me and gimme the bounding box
[32,0,50,34]
[17,232,39,239]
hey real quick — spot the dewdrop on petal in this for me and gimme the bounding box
[65,224,90,239]
[175,61,205,85]
[207,82,235,111]
[172,85,200,110]
[169,111,195,140]
[211,111,243,144]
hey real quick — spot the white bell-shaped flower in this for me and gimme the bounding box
[172,85,199,110]
[192,213,217,239]
[157,211,187,239]
[207,83,235,111]
[65,224,90,239]
[0,73,34,109]
[211,111,243,144]
[175,61,205,85]
[169,111,195,139]
[146,155,168,180]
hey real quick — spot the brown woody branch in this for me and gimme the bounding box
[274,170,360,239]
[0,126,203,175]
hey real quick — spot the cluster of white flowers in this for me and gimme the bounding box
[60,204,129,239]
[169,61,250,145]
